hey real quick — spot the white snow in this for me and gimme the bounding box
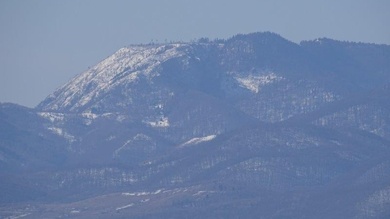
[38,112,65,123]
[81,112,99,125]
[359,187,390,217]
[147,116,170,128]
[330,140,342,146]
[313,38,325,44]
[180,135,217,147]
[193,191,207,196]
[235,73,283,93]
[48,127,63,135]
[154,189,162,194]
[70,210,80,214]
[43,44,187,112]
[106,135,116,141]
[81,112,98,119]
[9,213,32,219]
[116,203,134,211]
[122,192,137,196]
[48,127,76,143]
[116,115,127,122]
[113,134,153,157]
[122,189,164,197]
[193,190,216,196]
[113,139,132,158]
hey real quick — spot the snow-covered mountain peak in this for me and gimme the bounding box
[38,44,188,112]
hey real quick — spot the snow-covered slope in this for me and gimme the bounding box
[38,44,188,112]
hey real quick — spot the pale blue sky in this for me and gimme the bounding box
[1,0,389,107]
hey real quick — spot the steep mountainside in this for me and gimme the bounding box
[1,32,390,218]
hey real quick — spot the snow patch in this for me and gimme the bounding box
[116,115,127,122]
[8,213,32,219]
[38,112,65,123]
[81,112,98,120]
[116,203,134,211]
[106,135,116,141]
[193,190,216,196]
[146,116,169,127]
[113,133,154,157]
[359,187,390,217]
[235,73,283,93]
[180,135,217,147]
[154,189,162,194]
[193,191,207,196]
[81,112,98,125]
[48,127,76,143]
[122,189,164,197]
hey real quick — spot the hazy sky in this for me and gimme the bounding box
[1,0,389,107]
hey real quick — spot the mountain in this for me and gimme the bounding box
[1,32,390,218]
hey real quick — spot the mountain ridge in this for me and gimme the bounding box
[2,32,390,218]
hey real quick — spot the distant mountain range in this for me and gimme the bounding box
[1,32,390,218]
